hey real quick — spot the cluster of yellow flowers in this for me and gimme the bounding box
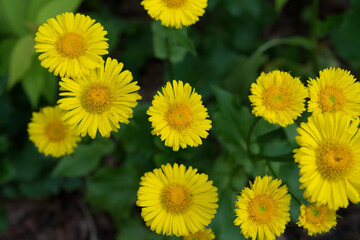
[28,5,212,157]
[248,67,360,238]
[25,1,358,239]
[27,4,214,239]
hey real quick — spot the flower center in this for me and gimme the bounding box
[248,194,276,224]
[318,86,345,113]
[316,141,354,180]
[163,0,185,8]
[306,205,327,224]
[81,84,112,114]
[263,86,291,111]
[57,32,86,58]
[161,184,191,214]
[165,103,193,131]
[45,121,66,141]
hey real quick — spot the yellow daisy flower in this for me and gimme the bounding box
[141,0,207,28]
[249,70,308,127]
[136,163,218,237]
[147,80,211,151]
[234,176,291,240]
[294,113,360,210]
[57,57,141,139]
[35,12,108,78]
[28,106,81,158]
[297,204,337,236]
[183,228,215,240]
[308,67,360,117]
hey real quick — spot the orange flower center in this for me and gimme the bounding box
[161,184,191,214]
[45,121,66,141]
[316,141,354,180]
[318,85,345,113]
[81,84,112,114]
[166,103,193,131]
[248,194,276,224]
[163,0,186,8]
[305,205,327,224]
[57,32,86,58]
[263,86,291,111]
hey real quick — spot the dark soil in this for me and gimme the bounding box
[1,193,116,240]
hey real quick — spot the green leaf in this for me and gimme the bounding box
[252,118,281,139]
[151,21,195,63]
[0,0,29,35]
[115,103,154,158]
[275,0,288,13]
[168,28,196,56]
[211,189,246,240]
[12,143,48,181]
[212,85,251,150]
[36,0,83,24]
[0,38,17,75]
[21,58,47,108]
[52,138,115,178]
[116,216,159,240]
[42,72,58,105]
[19,181,51,198]
[212,155,232,193]
[85,163,138,225]
[224,54,267,103]
[28,0,50,21]
[7,35,35,90]
[275,162,305,221]
[0,135,9,154]
[0,160,15,184]
[0,209,9,235]
[283,122,299,147]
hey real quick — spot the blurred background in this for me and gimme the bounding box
[0,0,360,239]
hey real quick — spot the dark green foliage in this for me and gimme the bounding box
[1,0,360,239]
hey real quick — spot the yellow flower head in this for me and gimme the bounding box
[234,176,291,240]
[141,0,207,28]
[249,70,308,127]
[308,67,360,117]
[35,12,109,78]
[294,113,360,210]
[147,80,211,151]
[137,163,218,237]
[58,57,141,139]
[27,106,81,158]
[297,204,337,236]
[183,228,215,240]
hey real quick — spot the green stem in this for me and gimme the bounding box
[311,0,319,72]
[246,117,261,158]
[266,161,302,206]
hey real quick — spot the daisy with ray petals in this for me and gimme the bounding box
[35,12,108,78]
[294,113,360,210]
[58,57,141,139]
[136,163,218,237]
[297,204,337,236]
[147,80,211,151]
[234,176,291,240]
[28,106,81,158]
[308,67,360,117]
[249,70,308,127]
[141,0,207,28]
[183,228,215,240]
